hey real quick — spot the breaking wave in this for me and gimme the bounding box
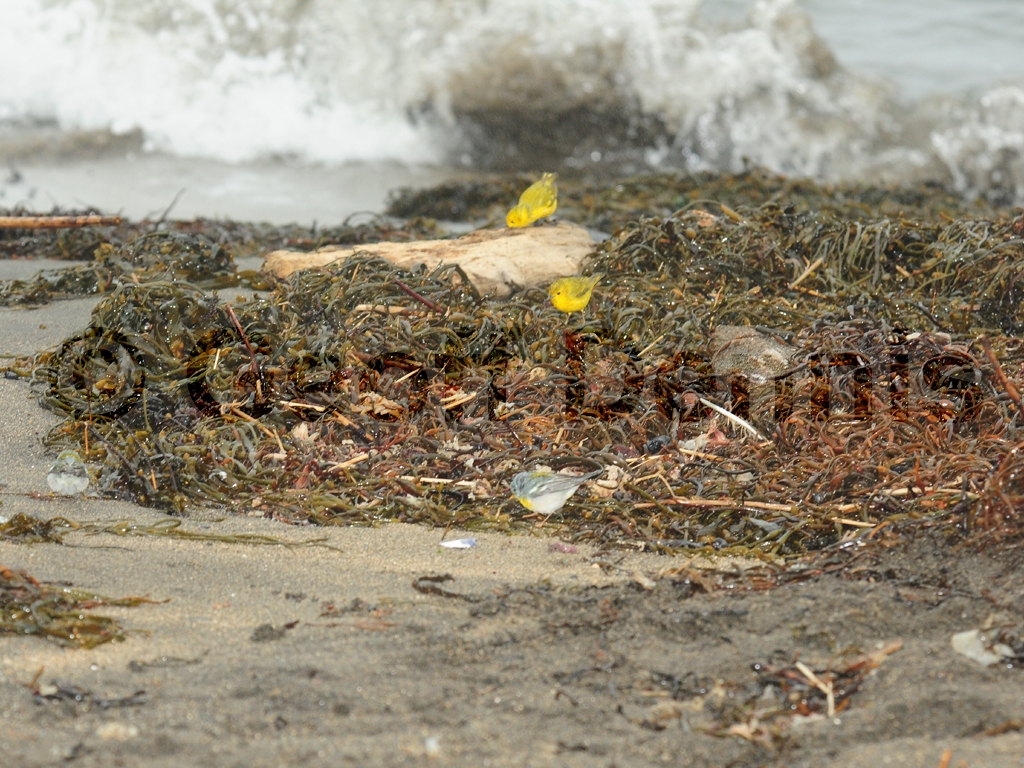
[2,0,1023,203]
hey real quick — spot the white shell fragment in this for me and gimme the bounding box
[439,538,477,549]
[951,629,1015,666]
[46,449,90,496]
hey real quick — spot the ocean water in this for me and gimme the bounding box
[1,0,1023,221]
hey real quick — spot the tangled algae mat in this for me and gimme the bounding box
[3,169,1024,561]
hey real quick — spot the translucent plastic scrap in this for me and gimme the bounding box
[46,450,90,496]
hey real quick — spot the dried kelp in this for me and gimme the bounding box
[0,565,158,648]
[21,171,1024,557]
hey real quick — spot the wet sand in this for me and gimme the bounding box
[0,154,455,225]
[2,249,1024,768]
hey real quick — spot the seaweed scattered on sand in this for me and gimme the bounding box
[0,565,159,648]
[0,513,71,544]
[0,208,446,306]
[16,170,1024,557]
[0,512,338,549]
[30,680,147,709]
[0,231,233,307]
[638,640,903,744]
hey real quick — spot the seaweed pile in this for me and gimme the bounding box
[387,167,1000,231]
[0,512,336,550]
[12,171,1024,557]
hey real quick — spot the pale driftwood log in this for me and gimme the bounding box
[261,221,596,297]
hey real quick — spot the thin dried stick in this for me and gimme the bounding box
[698,397,767,441]
[0,215,121,229]
[794,661,835,717]
[230,407,286,454]
[790,256,825,289]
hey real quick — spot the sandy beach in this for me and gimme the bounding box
[2,260,1023,767]
[5,0,1024,761]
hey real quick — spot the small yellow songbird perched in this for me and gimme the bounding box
[548,274,601,314]
[506,172,558,227]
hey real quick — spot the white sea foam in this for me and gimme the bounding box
[2,0,1023,203]
[0,0,436,163]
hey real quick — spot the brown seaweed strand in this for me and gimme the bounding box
[978,334,1022,416]
[224,303,261,376]
[392,279,444,313]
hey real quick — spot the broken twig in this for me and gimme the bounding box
[0,215,121,229]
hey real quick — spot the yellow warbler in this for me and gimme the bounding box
[506,173,558,227]
[548,274,601,313]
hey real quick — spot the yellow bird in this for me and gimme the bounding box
[506,173,558,228]
[548,274,601,314]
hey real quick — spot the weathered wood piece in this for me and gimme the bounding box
[261,221,596,296]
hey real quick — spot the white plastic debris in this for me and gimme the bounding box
[46,450,90,496]
[424,735,441,758]
[951,628,1015,666]
[439,538,477,549]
